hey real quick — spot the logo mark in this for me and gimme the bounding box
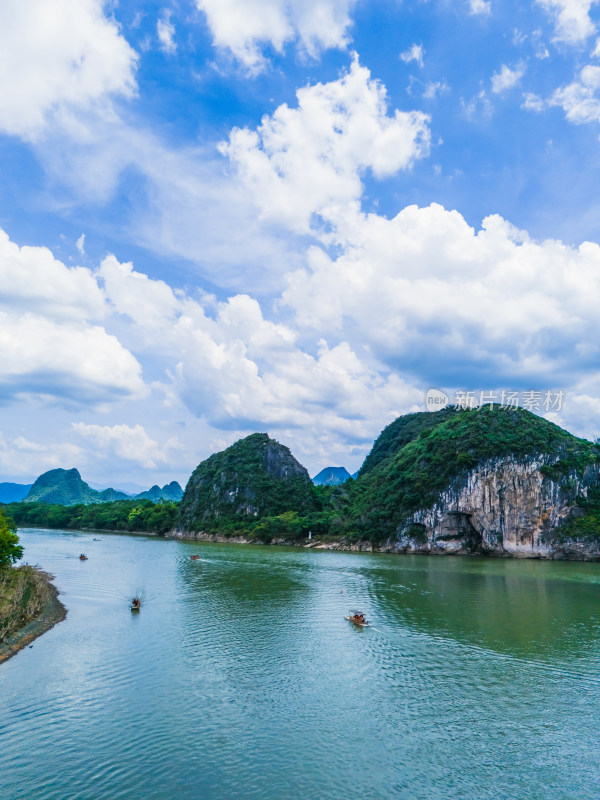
[425,388,449,411]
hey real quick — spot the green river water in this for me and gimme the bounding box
[1,528,600,799]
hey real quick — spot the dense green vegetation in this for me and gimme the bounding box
[0,508,23,567]
[5,499,179,535]
[178,433,319,534]
[349,405,600,542]
[358,407,459,477]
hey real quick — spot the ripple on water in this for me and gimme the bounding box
[2,531,600,799]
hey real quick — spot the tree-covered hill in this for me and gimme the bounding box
[24,469,130,505]
[177,433,319,534]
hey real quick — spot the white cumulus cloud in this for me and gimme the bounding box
[0,228,105,320]
[0,0,138,140]
[220,56,431,232]
[72,423,181,469]
[196,0,356,69]
[0,227,146,406]
[537,0,598,43]
[549,64,600,122]
[280,203,600,387]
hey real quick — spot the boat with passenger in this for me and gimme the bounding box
[131,597,141,612]
[79,554,88,560]
[345,610,368,626]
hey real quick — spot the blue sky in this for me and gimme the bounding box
[2,0,600,489]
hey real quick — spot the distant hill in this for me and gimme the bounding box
[312,467,351,486]
[177,433,318,533]
[0,483,32,503]
[24,469,130,505]
[22,469,184,506]
[134,481,183,502]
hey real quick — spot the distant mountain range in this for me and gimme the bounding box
[13,468,183,506]
[0,483,33,503]
[312,466,352,486]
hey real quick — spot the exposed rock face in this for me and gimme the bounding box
[176,433,317,534]
[388,455,600,559]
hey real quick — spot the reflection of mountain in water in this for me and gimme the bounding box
[368,555,600,662]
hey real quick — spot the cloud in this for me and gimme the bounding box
[537,0,598,43]
[0,432,83,478]
[423,81,449,100]
[91,254,423,444]
[469,0,492,15]
[0,227,104,320]
[195,0,356,69]
[99,255,180,328]
[549,64,600,122]
[0,0,138,140]
[72,423,181,469]
[461,89,493,119]
[220,56,431,232]
[0,312,147,405]
[491,62,526,93]
[0,227,147,406]
[400,44,424,67]
[76,233,86,255]
[280,203,600,387]
[157,9,177,54]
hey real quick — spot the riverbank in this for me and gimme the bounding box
[169,530,600,560]
[0,569,66,664]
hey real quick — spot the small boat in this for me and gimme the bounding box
[131,597,141,612]
[345,610,368,626]
[79,554,88,560]
[190,554,200,560]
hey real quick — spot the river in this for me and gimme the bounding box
[2,528,600,799]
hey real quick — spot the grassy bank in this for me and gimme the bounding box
[0,566,66,662]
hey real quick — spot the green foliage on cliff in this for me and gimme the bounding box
[0,508,23,567]
[358,407,459,478]
[5,499,179,535]
[178,433,319,533]
[349,406,599,541]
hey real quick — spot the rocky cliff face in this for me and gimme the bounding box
[388,455,600,559]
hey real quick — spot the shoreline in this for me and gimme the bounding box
[17,526,600,562]
[0,572,66,665]
[169,530,600,561]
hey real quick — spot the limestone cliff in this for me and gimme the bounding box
[388,454,600,559]
[353,406,600,559]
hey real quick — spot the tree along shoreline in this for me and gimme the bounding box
[4,499,178,536]
[0,569,66,664]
